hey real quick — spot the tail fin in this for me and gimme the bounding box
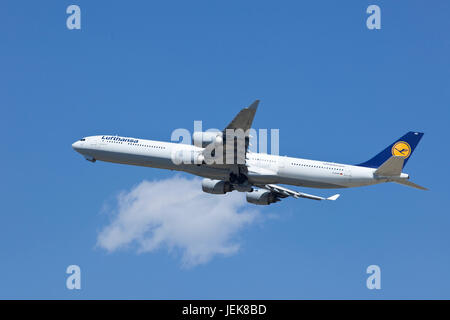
[357,131,424,169]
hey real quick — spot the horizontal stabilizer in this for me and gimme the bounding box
[393,180,428,191]
[374,156,404,177]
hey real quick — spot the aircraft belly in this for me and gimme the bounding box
[181,165,230,180]
[91,149,174,170]
[277,167,348,189]
[277,167,379,189]
[278,177,347,189]
[88,148,378,189]
[247,173,279,184]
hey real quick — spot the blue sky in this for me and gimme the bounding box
[1,0,449,299]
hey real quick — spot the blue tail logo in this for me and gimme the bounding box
[357,132,424,169]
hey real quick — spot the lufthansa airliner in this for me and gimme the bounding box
[72,100,426,205]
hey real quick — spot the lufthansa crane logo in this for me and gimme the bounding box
[392,141,411,158]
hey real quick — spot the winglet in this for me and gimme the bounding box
[327,194,340,201]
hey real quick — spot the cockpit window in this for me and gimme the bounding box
[80,138,86,141]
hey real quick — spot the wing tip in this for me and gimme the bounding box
[327,194,340,201]
[248,99,260,110]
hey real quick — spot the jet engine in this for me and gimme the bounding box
[246,189,280,205]
[202,178,233,194]
[192,131,223,148]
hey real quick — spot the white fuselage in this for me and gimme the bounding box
[72,135,396,189]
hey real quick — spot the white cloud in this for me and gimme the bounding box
[97,176,261,267]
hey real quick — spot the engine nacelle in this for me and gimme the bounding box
[192,131,223,148]
[246,189,279,205]
[202,178,233,194]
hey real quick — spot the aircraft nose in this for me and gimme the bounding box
[72,141,81,150]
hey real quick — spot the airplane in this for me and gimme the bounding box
[72,100,427,205]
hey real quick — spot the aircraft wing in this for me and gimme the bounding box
[203,100,259,176]
[222,100,259,165]
[261,184,341,201]
[225,100,259,133]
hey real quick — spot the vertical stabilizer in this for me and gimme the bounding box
[357,132,424,169]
